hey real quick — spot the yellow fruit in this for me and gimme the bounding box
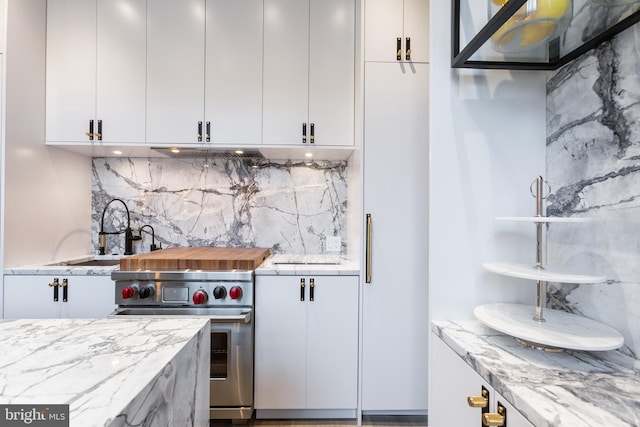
[533,0,570,19]
[520,21,556,46]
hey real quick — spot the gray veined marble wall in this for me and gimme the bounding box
[92,157,348,255]
[546,23,640,359]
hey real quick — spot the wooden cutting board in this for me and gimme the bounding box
[120,247,272,271]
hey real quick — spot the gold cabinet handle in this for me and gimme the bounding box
[405,37,411,61]
[468,386,489,408]
[396,37,402,60]
[482,402,506,427]
[365,214,372,283]
[86,119,94,140]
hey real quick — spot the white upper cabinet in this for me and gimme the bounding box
[365,0,429,63]
[97,0,146,143]
[46,0,146,143]
[263,0,354,146]
[46,0,97,143]
[146,0,205,144]
[205,0,263,145]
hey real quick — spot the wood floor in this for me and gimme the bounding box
[211,416,428,427]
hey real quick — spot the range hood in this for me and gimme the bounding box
[452,0,640,70]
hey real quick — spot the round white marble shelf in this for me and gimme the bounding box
[495,216,593,223]
[483,262,607,284]
[474,303,624,351]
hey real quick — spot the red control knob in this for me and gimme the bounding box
[229,286,243,300]
[121,287,136,299]
[193,290,208,305]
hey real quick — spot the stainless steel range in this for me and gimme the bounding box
[111,269,255,421]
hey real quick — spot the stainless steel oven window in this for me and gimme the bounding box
[211,330,229,379]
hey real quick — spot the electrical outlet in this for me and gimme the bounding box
[326,236,341,252]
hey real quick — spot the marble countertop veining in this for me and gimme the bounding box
[432,320,640,427]
[4,254,122,276]
[255,254,360,276]
[0,318,210,427]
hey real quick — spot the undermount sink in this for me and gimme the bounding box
[46,257,121,267]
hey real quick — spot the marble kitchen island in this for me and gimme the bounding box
[0,318,210,427]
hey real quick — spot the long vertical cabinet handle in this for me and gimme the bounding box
[86,120,94,140]
[49,278,59,302]
[302,123,307,143]
[197,121,203,142]
[206,122,211,142]
[61,278,68,302]
[300,278,306,301]
[309,278,315,301]
[405,37,411,61]
[310,123,315,144]
[396,37,402,61]
[97,120,103,141]
[366,214,373,283]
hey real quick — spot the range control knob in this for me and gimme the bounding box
[193,290,208,305]
[139,286,155,299]
[213,286,227,299]
[229,286,243,300]
[121,286,137,299]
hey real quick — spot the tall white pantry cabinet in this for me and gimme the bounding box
[362,0,429,413]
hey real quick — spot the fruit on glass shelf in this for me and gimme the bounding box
[491,0,570,48]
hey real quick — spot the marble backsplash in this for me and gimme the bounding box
[546,23,640,359]
[92,157,347,256]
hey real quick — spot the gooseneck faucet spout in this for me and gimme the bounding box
[139,224,160,252]
[99,198,136,255]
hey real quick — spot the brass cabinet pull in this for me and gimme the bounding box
[302,123,307,143]
[310,123,315,144]
[468,386,489,408]
[309,278,315,301]
[405,37,411,61]
[197,121,203,142]
[482,402,506,427]
[206,121,211,142]
[365,214,372,283]
[300,278,306,301]
[96,120,102,141]
[49,278,59,302]
[60,278,68,302]
[86,120,94,140]
[396,37,402,60]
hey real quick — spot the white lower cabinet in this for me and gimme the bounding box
[254,275,358,414]
[430,333,533,427]
[3,275,116,319]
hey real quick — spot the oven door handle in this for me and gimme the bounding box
[209,312,251,324]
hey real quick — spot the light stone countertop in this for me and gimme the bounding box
[255,254,360,276]
[0,318,210,427]
[4,254,122,276]
[432,320,640,427]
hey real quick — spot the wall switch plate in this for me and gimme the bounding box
[326,236,341,252]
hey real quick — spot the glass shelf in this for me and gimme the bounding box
[452,0,640,70]
[483,261,607,283]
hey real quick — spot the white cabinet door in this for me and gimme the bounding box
[255,275,358,411]
[264,0,355,146]
[205,0,263,145]
[3,275,116,319]
[306,276,358,409]
[96,0,146,143]
[308,0,355,147]
[364,0,429,63]
[430,334,489,426]
[3,276,61,319]
[61,276,116,318]
[263,0,309,146]
[146,0,205,144]
[362,62,429,411]
[430,334,534,427]
[46,0,97,143]
[255,275,307,409]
